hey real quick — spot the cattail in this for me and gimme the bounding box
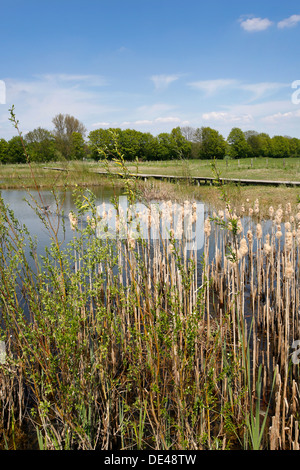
[256,223,262,240]
[285,260,294,279]
[247,229,253,243]
[168,242,175,253]
[285,230,293,250]
[254,198,259,215]
[285,222,291,232]
[204,218,211,237]
[239,237,248,257]
[128,236,135,250]
[269,206,274,218]
[264,234,272,256]
[276,227,282,239]
[275,207,283,225]
[249,207,253,217]
[237,218,243,235]
[69,212,78,231]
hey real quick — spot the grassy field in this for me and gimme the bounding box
[123,156,300,180]
[1,157,300,188]
[1,158,300,218]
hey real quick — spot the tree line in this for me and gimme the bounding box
[1,114,300,164]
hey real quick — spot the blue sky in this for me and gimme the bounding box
[1,0,300,140]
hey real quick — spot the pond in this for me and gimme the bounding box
[0,186,207,262]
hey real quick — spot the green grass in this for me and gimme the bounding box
[1,157,300,191]
[1,158,300,220]
[123,157,300,181]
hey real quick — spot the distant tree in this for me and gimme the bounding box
[170,127,192,159]
[118,129,146,161]
[227,127,250,159]
[7,136,26,163]
[271,135,291,158]
[139,132,159,161]
[155,133,173,160]
[244,130,262,158]
[288,137,300,157]
[52,114,87,159]
[194,126,227,159]
[257,133,273,158]
[25,127,56,162]
[156,128,191,160]
[88,128,122,160]
[69,132,87,160]
[180,126,196,141]
[0,138,8,163]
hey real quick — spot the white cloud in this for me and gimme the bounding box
[136,103,177,117]
[188,79,238,96]
[91,122,111,127]
[188,79,287,101]
[150,74,180,91]
[37,73,108,87]
[1,74,119,137]
[240,82,289,101]
[240,17,273,32]
[278,14,300,29]
[202,111,253,124]
[262,109,300,123]
[155,116,181,123]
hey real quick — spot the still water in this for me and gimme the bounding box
[1,186,206,262]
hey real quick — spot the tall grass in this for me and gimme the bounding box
[0,113,300,450]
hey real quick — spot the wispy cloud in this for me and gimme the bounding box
[278,14,300,29]
[2,74,117,136]
[202,111,254,124]
[188,79,238,96]
[239,82,289,101]
[262,109,300,123]
[188,78,287,102]
[239,16,273,32]
[150,74,181,91]
[37,73,108,87]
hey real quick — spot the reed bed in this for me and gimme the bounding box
[0,185,300,450]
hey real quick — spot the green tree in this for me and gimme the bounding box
[139,132,159,161]
[118,129,145,161]
[52,114,87,159]
[7,136,26,163]
[288,137,300,158]
[194,126,227,159]
[227,127,250,159]
[271,135,290,158]
[156,132,177,160]
[170,127,191,159]
[70,132,87,160]
[257,133,273,158]
[88,128,121,160]
[0,138,8,163]
[25,127,56,162]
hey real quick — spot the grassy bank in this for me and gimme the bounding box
[1,181,300,450]
[1,157,300,189]
[1,159,300,219]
